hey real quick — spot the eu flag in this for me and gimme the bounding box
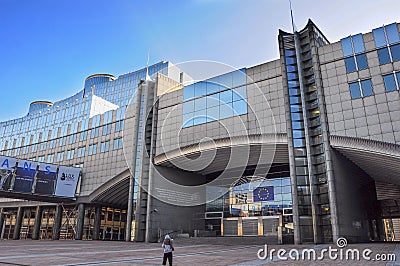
[253,186,274,202]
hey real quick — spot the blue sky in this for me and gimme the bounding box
[0,0,399,121]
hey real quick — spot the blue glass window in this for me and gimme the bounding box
[290,105,302,113]
[356,54,368,70]
[182,69,248,128]
[285,57,296,65]
[361,80,373,96]
[194,82,207,97]
[349,82,361,99]
[352,34,365,53]
[289,96,301,105]
[207,82,220,94]
[373,28,386,48]
[183,85,195,100]
[285,50,296,56]
[206,94,219,108]
[220,103,233,119]
[345,57,357,72]
[291,113,303,121]
[341,37,353,56]
[233,100,247,115]
[219,90,232,104]
[286,65,297,72]
[386,23,400,44]
[378,48,391,65]
[289,88,300,96]
[293,138,306,147]
[292,130,305,138]
[233,86,246,101]
[207,106,219,121]
[194,97,207,110]
[390,44,400,61]
[287,72,298,80]
[183,101,195,113]
[383,73,397,92]
[292,121,304,130]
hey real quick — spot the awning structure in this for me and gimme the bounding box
[330,135,400,185]
[154,133,289,176]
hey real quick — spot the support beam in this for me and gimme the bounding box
[93,206,101,240]
[52,204,63,240]
[13,207,24,240]
[32,206,43,240]
[0,208,4,239]
[75,203,85,240]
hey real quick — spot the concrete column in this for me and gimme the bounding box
[75,204,85,240]
[0,208,4,239]
[92,206,101,240]
[13,207,24,240]
[32,206,43,240]
[52,205,63,240]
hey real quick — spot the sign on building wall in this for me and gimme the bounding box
[54,166,80,197]
[0,155,80,199]
[35,163,58,195]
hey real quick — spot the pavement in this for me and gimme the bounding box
[0,239,398,266]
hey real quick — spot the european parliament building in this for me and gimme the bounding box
[0,19,400,244]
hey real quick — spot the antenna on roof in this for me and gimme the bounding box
[289,0,297,33]
[145,49,151,81]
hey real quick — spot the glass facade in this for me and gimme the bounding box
[373,23,400,65]
[341,34,369,73]
[182,69,247,127]
[383,72,400,92]
[0,62,168,170]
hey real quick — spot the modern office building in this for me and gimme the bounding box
[0,19,399,244]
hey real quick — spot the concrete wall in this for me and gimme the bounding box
[331,150,377,242]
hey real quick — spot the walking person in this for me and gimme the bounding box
[162,234,174,266]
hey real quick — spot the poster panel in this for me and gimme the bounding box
[13,160,38,193]
[54,166,80,198]
[35,163,58,195]
[0,156,17,190]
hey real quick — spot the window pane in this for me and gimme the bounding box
[194,97,207,111]
[182,113,194,128]
[183,100,195,113]
[285,49,296,56]
[356,54,368,70]
[233,86,246,101]
[386,23,400,44]
[396,73,400,89]
[232,69,246,87]
[287,72,298,80]
[232,100,247,115]
[341,37,353,56]
[345,57,357,72]
[292,121,304,129]
[206,94,219,108]
[206,82,220,94]
[291,112,303,121]
[349,82,361,99]
[183,85,195,100]
[352,34,365,53]
[390,44,400,62]
[290,96,301,104]
[194,109,207,125]
[207,106,219,121]
[361,79,373,97]
[194,82,206,97]
[219,103,233,119]
[286,65,297,72]
[285,57,296,65]
[292,130,305,138]
[378,47,391,64]
[293,138,306,147]
[383,74,397,92]
[219,90,232,104]
[373,27,387,48]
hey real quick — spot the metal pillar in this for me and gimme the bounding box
[52,204,63,240]
[75,203,85,240]
[32,206,43,240]
[93,206,101,240]
[13,207,24,240]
